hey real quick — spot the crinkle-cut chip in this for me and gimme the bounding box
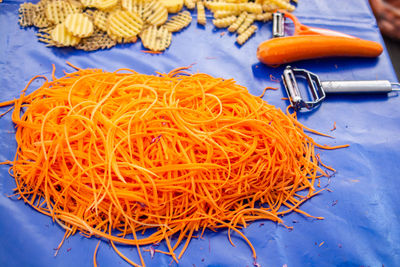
[108,10,143,38]
[64,13,94,38]
[237,13,255,34]
[18,3,37,27]
[236,24,257,45]
[51,22,81,46]
[228,11,247,33]
[213,15,237,28]
[269,0,295,12]
[213,10,240,19]
[46,0,74,24]
[95,0,119,10]
[262,3,279,12]
[196,1,206,25]
[140,25,171,52]
[164,11,192,33]
[255,12,272,22]
[75,30,117,51]
[121,0,148,16]
[142,1,168,26]
[93,10,110,31]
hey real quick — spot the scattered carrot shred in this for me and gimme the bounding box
[141,50,163,54]
[258,86,277,98]
[0,65,348,266]
[330,121,337,131]
[93,240,100,267]
[269,74,280,83]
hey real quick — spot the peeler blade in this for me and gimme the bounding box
[272,11,285,38]
[281,66,326,111]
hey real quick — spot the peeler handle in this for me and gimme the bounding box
[321,80,393,94]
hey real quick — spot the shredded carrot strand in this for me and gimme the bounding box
[93,240,101,267]
[141,50,163,54]
[0,66,348,266]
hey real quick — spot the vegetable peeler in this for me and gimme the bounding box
[257,11,383,66]
[282,66,400,111]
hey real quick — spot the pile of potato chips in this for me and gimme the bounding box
[18,0,297,52]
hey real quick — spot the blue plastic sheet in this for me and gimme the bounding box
[1,0,400,266]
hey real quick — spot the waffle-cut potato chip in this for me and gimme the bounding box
[83,8,96,19]
[114,35,138,44]
[121,0,148,16]
[46,0,74,24]
[33,10,53,28]
[64,13,94,38]
[75,30,117,51]
[51,22,81,46]
[80,0,99,8]
[36,27,57,46]
[95,0,119,10]
[161,0,183,13]
[183,0,195,10]
[68,0,84,12]
[36,0,49,11]
[93,10,109,31]
[108,10,143,38]
[164,11,192,32]
[140,25,171,51]
[107,28,138,44]
[18,3,37,27]
[142,1,168,26]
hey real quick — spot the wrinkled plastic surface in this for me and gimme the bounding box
[1,0,400,266]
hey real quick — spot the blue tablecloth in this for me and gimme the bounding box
[1,0,399,266]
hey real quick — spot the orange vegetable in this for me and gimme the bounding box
[257,35,383,66]
[0,64,347,266]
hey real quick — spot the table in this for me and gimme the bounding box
[1,0,399,266]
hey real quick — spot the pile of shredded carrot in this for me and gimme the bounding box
[0,64,347,266]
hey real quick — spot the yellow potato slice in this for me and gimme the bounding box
[80,0,99,8]
[160,0,183,13]
[64,13,94,38]
[93,10,110,32]
[18,3,36,27]
[95,0,119,10]
[140,25,171,51]
[51,22,81,46]
[164,10,192,33]
[45,0,74,24]
[142,1,168,26]
[121,0,148,16]
[75,30,117,51]
[108,10,143,38]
